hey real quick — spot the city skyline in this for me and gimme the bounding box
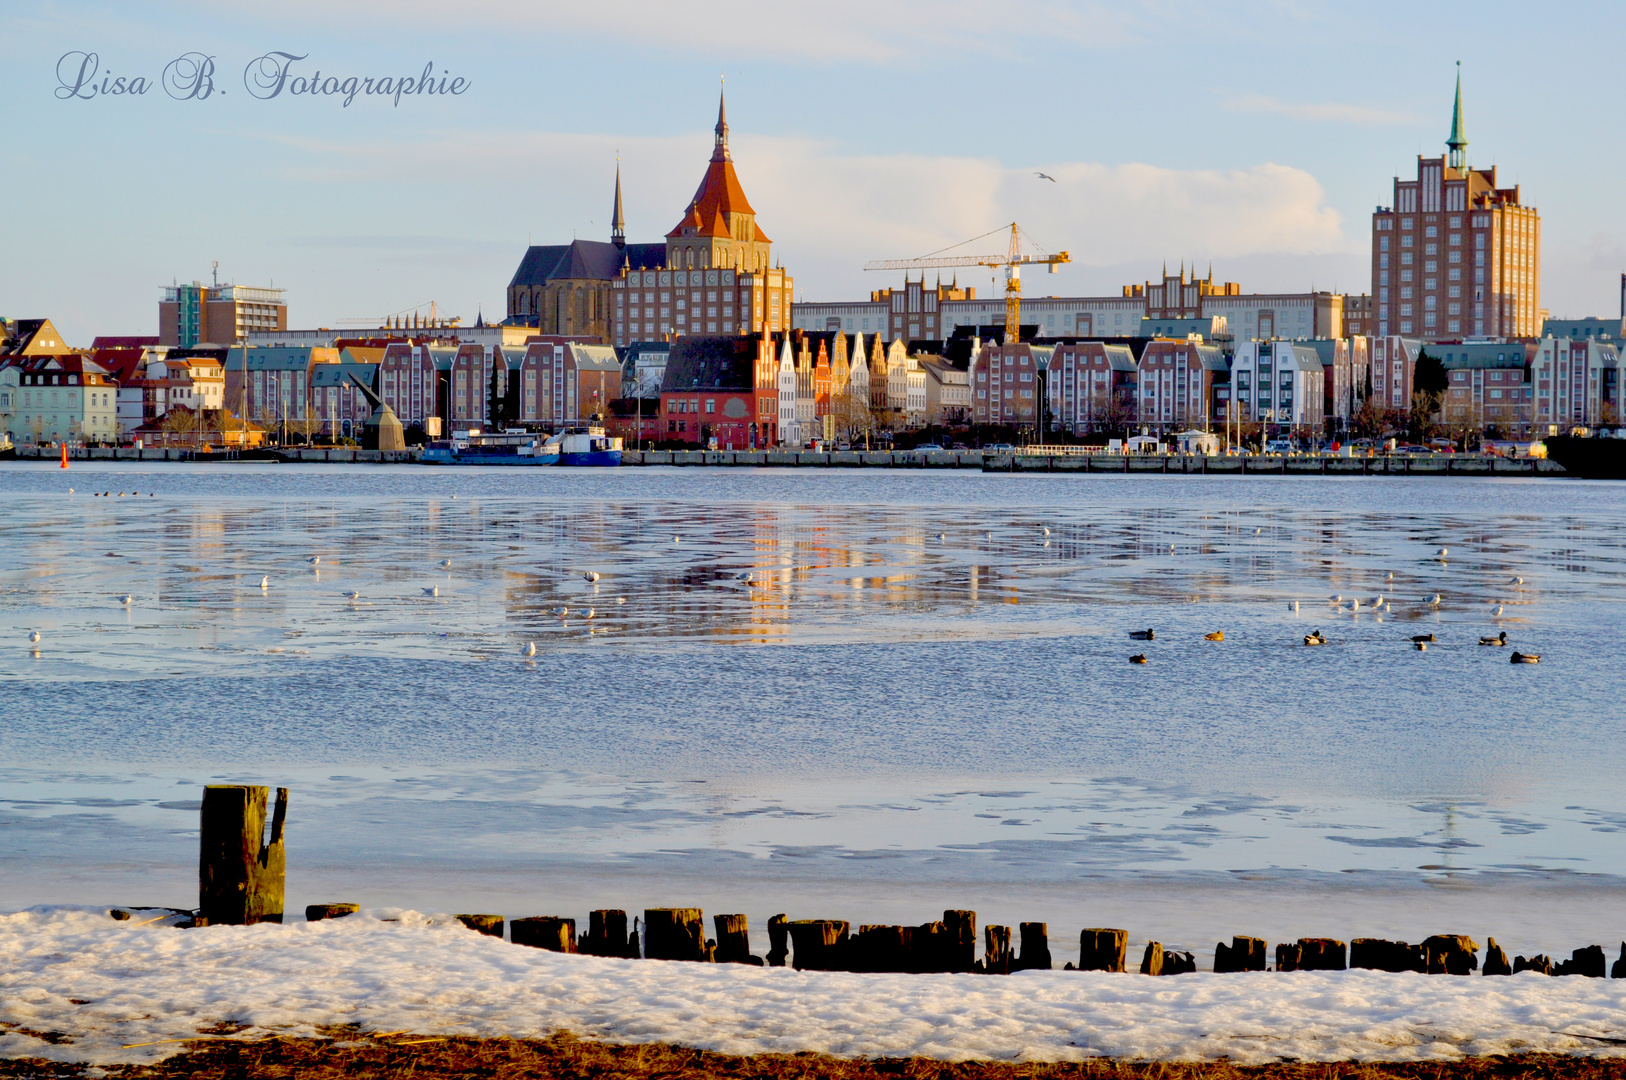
[7,1,1626,343]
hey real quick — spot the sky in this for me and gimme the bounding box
[6,0,1626,345]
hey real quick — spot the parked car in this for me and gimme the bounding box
[913,443,945,453]
[984,443,1015,451]
[1263,439,1294,455]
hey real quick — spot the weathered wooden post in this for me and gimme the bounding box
[983,925,1012,974]
[455,914,504,937]
[766,914,789,967]
[1077,928,1128,972]
[305,903,359,922]
[1296,938,1347,970]
[1612,943,1626,979]
[1214,935,1267,973]
[910,920,948,973]
[788,919,849,970]
[1513,953,1553,974]
[1275,942,1302,971]
[197,785,287,926]
[512,916,576,951]
[850,925,910,973]
[713,914,758,964]
[943,910,977,973]
[644,908,708,961]
[1483,938,1512,975]
[581,909,632,957]
[1554,945,1606,977]
[1422,935,1479,975]
[1139,941,1164,976]
[1017,922,1052,970]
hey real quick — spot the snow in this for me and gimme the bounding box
[2,908,1624,1066]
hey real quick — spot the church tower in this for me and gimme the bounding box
[611,161,627,251]
[665,87,773,274]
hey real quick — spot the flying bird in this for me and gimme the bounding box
[1035,172,1057,183]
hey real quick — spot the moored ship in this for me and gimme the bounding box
[423,429,561,466]
[1542,433,1626,480]
[549,424,623,467]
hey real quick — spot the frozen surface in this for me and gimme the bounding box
[2,908,1625,1066]
[3,464,1626,943]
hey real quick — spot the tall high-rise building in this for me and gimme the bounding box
[160,282,286,347]
[1371,67,1540,340]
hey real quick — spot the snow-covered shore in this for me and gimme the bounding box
[2,908,1625,1067]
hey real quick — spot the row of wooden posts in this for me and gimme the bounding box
[195,786,1626,978]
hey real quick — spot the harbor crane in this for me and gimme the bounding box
[864,223,1070,344]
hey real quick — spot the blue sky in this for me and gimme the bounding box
[6,1,1625,343]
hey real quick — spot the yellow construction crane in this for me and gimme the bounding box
[864,223,1070,344]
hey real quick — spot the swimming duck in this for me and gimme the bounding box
[1129,653,1148,664]
[1479,631,1508,646]
[1304,630,1327,646]
[1414,641,1428,651]
[1129,629,1155,641]
[1411,633,1436,643]
[1510,651,1540,664]
[1204,631,1224,641]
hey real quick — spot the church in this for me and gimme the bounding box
[505,91,793,348]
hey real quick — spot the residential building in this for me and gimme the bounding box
[972,342,1050,426]
[160,282,286,347]
[1046,341,1137,433]
[1137,339,1227,433]
[377,342,441,431]
[1542,317,1622,342]
[1342,294,1376,336]
[225,346,340,437]
[775,336,800,445]
[1530,336,1618,429]
[1303,337,1370,428]
[918,356,972,425]
[1369,336,1423,411]
[1,318,75,358]
[658,332,779,448]
[1,354,117,444]
[148,347,227,415]
[1371,69,1540,339]
[1437,341,1536,432]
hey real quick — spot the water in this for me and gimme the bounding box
[3,462,1624,955]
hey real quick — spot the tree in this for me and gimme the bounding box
[1351,398,1383,441]
[1413,350,1448,417]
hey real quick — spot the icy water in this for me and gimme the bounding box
[2,462,1624,956]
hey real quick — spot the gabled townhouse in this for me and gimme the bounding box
[775,335,800,445]
[0,354,118,444]
[512,337,623,426]
[1137,339,1227,434]
[917,356,972,426]
[1225,341,1323,435]
[1437,341,1534,433]
[972,341,1047,426]
[659,331,779,448]
[1530,336,1617,430]
[1047,341,1137,432]
[1303,337,1371,430]
[1369,336,1422,411]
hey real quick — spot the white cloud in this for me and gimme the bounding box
[1220,93,1418,126]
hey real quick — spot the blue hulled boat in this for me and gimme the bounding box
[423,429,561,466]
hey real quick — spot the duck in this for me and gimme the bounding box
[1510,651,1540,664]
[1411,633,1436,643]
[1479,631,1508,647]
[1129,629,1155,641]
[522,641,537,658]
[1204,631,1224,641]
[583,571,601,583]
[422,586,439,597]
[1129,653,1148,664]
[1304,630,1327,646]
[1413,641,1428,651]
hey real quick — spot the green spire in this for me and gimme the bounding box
[1446,61,1468,169]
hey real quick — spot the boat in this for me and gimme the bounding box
[546,424,623,467]
[1543,433,1626,480]
[423,429,561,466]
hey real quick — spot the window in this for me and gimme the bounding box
[1020,371,1032,382]
[1380,237,1390,252]
[1425,243,1437,256]
[1401,253,1413,265]
[705,399,715,413]
[1401,235,1414,248]
[1425,226,1438,238]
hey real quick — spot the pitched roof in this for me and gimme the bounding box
[508,240,666,288]
[660,335,760,393]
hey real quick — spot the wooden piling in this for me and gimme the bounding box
[1513,953,1553,975]
[1484,937,1512,975]
[1162,950,1196,974]
[197,785,287,927]
[1422,935,1480,975]
[643,908,708,961]
[455,914,504,937]
[512,916,576,952]
[766,914,789,967]
[1614,943,1626,979]
[714,914,759,965]
[1295,938,1346,970]
[1139,941,1164,976]
[910,920,948,973]
[1214,935,1267,973]
[983,925,1012,974]
[305,903,359,922]
[1350,938,1423,973]
[1554,945,1606,977]
[788,919,849,971]
[1077,928,1128,972]
[1017,922,1052,970]
[580,909,632,958]
[1275,942,1302,972]
[850,925,911,973]
[943,910,977,973]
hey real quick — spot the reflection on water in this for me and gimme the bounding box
[2,464,1625,924]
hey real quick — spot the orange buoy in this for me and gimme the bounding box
[60,443,69,469]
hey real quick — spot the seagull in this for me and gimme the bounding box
[1386,571,1394,580]
[117,594,132,605]
[308,556,321,565]
[583,571,601,583]
[438,559,452,569]
[422,586,439,597]
[1254,527,1262,535]
[1035,171,1057,183]
[1371,594,1384,607]
[1436,547,1449,557]
[583,608,595,619]
[259,576,270,589]
[1510,576,1524,585]
[554,605,569,617]
[341,590,359,601]
[736,571,752,581]
[1428,593,1442,606]
[1288,600,1300,612]
[615,597,626,605]
[1041,527,1050,536]
[1329,594,1342,603]
[672,536,681,544]
[1491,605,1503,618]
[67,488,74,494]
[28,630,41,644]
[522,641,536,657]
[1346,599,1360,610]
[937,533,946,541]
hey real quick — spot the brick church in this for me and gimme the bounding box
[506,91,793,348]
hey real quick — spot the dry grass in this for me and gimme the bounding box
[4,1034,1626,1080]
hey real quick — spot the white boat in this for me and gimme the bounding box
[544,424,622,467]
